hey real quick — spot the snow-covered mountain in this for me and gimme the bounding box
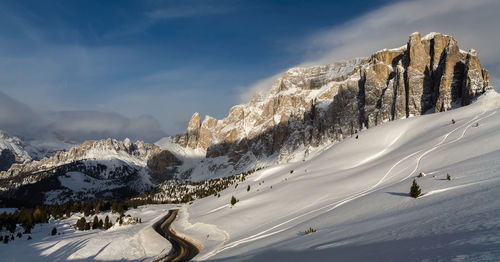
[0,32,494,205]
[0,130,74,171]
[2,89,499,262]
[159,32,492,180]
[0,138,160,204]
[0,131,32,171]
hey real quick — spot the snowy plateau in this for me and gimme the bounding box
[1,32,500,261]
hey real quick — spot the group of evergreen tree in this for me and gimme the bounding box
[1,231,32,244]
[0,198,152,236]
[137,167,263,203]
[1,167,265,239]
[75,215,113,231]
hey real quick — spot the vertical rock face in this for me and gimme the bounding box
[166,32,493,176]
[0,149,16,172]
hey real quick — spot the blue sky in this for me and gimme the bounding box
[0,0,499,142]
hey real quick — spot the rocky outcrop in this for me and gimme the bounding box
[147,150,183,183]
[0,149,16,172]
[170,32,492,174]
[0,131,32,171]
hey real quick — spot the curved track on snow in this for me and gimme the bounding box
[152,209,200,262]
[215,110,498,255]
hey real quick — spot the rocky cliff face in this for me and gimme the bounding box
[170,32,492,176]
[0,131,32,171]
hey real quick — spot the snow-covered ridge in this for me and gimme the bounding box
[164,32,493,181]
[0,138,159,179]
[0,130,32,168]
[0,138,163,203]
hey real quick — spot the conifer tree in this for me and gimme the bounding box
[76,217,87,231]
[231,196,238,206]
[410,179,422,198]
[104,216,111,230]
[93,216,99,230]
[247,185,251,192]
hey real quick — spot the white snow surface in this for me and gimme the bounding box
[2,91,500,261]
[0,204,175,261]
[179,90,500,261]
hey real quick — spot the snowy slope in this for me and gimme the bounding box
[2,91,500,261]
[175,90,500,261]
[0,204,175,261]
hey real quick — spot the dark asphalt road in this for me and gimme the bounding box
[152,209,200,262]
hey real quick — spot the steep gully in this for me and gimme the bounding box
[151,209,200,262]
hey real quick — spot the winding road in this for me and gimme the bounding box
[152,209,200,262]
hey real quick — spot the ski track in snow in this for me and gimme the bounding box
[197,225,231,260]
[421,182,480,198]
[420,176,500,198]
[206,110,498,258]
[398,111,496,183]
[350,130,405,168]
[205,204,230,215]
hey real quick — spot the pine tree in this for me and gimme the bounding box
[76,217,87,231]
[410,179,422,198]
[93,216,99,230]
[104,216,110,230]
[51,227,57,236]
[247,185,250,192]
[230,196,238,206]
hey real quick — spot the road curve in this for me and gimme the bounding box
[152,209,200,262]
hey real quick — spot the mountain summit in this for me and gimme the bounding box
[162,32,492,179]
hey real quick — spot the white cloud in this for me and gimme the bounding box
[238,73,281,103]
[0,91,166,143]
[47,111,166,143]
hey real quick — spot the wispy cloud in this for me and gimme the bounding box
[147,5,228,20]
[240,0,500,101]
[0,91,166,143]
